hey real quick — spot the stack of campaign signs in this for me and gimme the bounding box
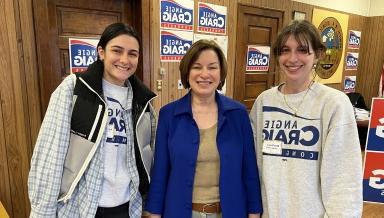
[363,98,384,204]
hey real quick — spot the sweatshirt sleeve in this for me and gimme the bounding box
[249,96,264,167]
[28,75,75,217]
[241,108,263,214]
[320,94,363,218]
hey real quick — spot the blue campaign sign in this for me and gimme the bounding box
[69,38,98,73]
[366,101,384,152]
[197,2,226,35]
[160,30,193,61]
[348,30,361,49]
[366,125,384,152]
[246,46,270,71]
[363,152,384,203]
[160,0,194,31]
[343,76,356,93]
[345,52,359,70]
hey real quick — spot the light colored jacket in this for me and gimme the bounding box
[28,61,156,218]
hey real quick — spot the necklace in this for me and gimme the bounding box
[282,81,313,117]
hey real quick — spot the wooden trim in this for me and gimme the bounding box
[32,0,60,114]
[18,0,41,152]
[142,0,151,87]
[0,0,34,217]
[0,0,13,213]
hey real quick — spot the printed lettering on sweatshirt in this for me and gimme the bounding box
[262,106,321,160]
[106,97,127,145]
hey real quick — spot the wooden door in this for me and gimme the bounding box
[33,0,147,114]
[234,5,283,110]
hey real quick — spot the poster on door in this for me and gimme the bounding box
[348,30,361,49]
[245,45,270,71]
[160,29,193,62]
[69,38,99,73]
[160,0,194,31]
[197,2,226,35]
[345,52,359,70]
[363,98,384,204]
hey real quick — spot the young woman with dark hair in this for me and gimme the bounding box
[28,22,156,218]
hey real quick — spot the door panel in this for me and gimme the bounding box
[248,27,271,44]
[34,0,144,114]
[56,6,121,78]
[234,5,283,110]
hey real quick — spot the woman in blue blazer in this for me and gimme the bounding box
[146,40,262,218]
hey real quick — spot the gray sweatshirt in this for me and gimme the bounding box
[250,82,363,218]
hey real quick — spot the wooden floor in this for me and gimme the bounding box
[363,202,384,217]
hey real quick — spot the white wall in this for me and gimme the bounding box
[369,0,384,16]
[293,0,371,16]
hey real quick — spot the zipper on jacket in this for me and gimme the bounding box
[135,95,157,182]
[88,105,103,140]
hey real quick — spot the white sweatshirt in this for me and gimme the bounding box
[250,82,363,218]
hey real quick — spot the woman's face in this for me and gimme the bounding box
[278,34,317,84]
[98,34,139,86]
[188,49,221,99]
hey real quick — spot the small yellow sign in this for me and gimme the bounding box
[0,201,9,218]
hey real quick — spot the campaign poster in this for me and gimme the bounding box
[160,30,193,62]
[363,98,384,204]
[348,30,361,49]
[160,0,194,31]
[345,52,359,70]
[193,33,228,58]
[245,45,270,71]
[193,33,228,94]
[343,76,356,93]
[197,2,227,35]
[365,98,384,152]
[69,38,98,73]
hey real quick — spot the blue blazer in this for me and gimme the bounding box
[146,92,262,218]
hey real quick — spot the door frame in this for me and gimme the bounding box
[234,4,284,105]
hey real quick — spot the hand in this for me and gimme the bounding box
[248,214,260,218]
[141,210,150,218]
[148,214,161,218]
